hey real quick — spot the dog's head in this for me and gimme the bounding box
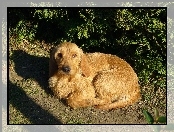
[50,42,90,77]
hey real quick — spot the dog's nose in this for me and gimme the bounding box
[62,66,70,73]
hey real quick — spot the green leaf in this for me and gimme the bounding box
[157,116,166,123]
[143,109,154,124]
[154,108,159,121]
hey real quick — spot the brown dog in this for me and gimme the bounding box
[49,42,140,110]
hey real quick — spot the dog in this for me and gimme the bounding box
[48,42,140,110]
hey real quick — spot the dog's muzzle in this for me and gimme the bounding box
[62,66,71,73]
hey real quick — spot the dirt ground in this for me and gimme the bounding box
[8,41,166,124]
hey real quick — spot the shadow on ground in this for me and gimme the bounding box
[11,50,52,95]
[8,81,62,124]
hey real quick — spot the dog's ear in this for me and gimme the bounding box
[49,48,58,77]
[80,54,91,77]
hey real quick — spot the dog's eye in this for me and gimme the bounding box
[72,54,77,58]
[57,53,62,58]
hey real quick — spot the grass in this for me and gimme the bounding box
[8,37,167,124]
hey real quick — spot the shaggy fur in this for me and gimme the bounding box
[49,42,140,110]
